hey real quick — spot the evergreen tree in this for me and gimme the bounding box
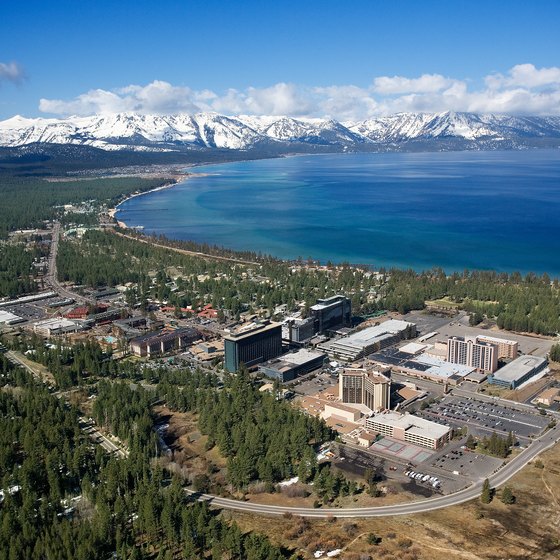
[480,478,493,504]
[501,486,515,505]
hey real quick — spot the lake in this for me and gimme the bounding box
[116,150,560,275]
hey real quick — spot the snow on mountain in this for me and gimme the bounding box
[1,111,559,152]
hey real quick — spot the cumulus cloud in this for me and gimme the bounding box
[38,64,560,119]
[373,73,458,94]
[486,63,560,89]
[0,61,25,85]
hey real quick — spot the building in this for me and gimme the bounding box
[366,411,452,450]
[323,402,362,423]
[224,320,282,372]
[339,368,391,411]
[310,295,352,333]
[488,355,548,389]
[318,319,416,361]
[357,431,377,447]
[535,387,560,406]
[447,336,498,373]
[33,318,85,337]
[130,327,200,357]
[258,348,326,382]
[282,316,315,344]
[475,335,518,360]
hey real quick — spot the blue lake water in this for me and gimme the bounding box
[116,150,560,275]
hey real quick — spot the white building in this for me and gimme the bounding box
[366,411,452,450]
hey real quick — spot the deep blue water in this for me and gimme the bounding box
[116,150,560,275]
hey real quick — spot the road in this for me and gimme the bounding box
[186,423,560,518]
[6,350,128,458]
[45,222,93,305]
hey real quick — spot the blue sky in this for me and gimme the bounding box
[1,0,559,119]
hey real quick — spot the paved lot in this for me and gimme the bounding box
[427,442,504,481]
[403,309,554,357]
[292,370,337,396]
[418,394,550,441]
[3,303,46,322]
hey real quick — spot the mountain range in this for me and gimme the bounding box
[1,111,560,154]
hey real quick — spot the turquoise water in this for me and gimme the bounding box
[116,150,560,275]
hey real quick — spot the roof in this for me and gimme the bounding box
[400,342,428,355]
[369,411,450,440]
[492,355,547,383]
[131,327,199,346]
[398,386,422,401]
[537,387,560,400]
[224,321,281,341]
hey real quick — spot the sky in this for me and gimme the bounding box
[1,0,560,120]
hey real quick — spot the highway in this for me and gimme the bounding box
[45,222,93,305]
[187,423,560,518]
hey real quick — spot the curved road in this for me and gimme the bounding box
[187,424,560,518]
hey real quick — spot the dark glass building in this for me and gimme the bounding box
[224,321,282,372]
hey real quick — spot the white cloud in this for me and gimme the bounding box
[486,63,560,89]
[373,73,457,95]
[0,61,25,85]
[38,64,560,119]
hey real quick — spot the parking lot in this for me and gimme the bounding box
[427,442,504,481]
[1,302,47,323]
[403,309,554,357]
[418,394,550,441]
[292,370,338,396]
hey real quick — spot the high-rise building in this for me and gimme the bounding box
[339,368,391,411]
[310,295,352,333]
[282,316,315,344]
[447,336,498,373]
[475,335,518,359]
[224,321,282,372]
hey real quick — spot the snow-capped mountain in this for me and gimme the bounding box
[1,111,560,152]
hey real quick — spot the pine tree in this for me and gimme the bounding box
[480,478,493,504]
[501,486,515,504]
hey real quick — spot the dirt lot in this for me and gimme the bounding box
[232,443,560,560]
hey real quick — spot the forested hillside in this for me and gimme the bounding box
[0,358,299,559]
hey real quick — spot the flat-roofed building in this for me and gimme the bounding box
[535,387,560,406]
[475,335,518,359]
[488,355,548,389]
[310,295,351,334]
[447,336,498,373]
[224,320,282,372]
[323,402,362,423]
[366,411,452,450]
[339,368,390,411]
[357,431,377,447]
[282,316,315,344]
[318,319,416,361]
[258,348,327,382]
[130,327,200,357]
[33,318,85,337]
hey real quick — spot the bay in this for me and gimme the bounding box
[115,150,560,275]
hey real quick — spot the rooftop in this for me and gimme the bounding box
[492,355,547,383]
[369,411,450,440]
[224,320,281,341]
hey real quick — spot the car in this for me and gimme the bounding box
[422,475,430,482]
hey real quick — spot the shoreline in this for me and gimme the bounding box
[108,171,210,229]
[104,153,560,278]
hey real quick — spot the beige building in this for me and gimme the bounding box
[366,411,452,450]
[475,335,518,360]
[535,387,560,406]
[339,368,391,411]
[447,336,498,373]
